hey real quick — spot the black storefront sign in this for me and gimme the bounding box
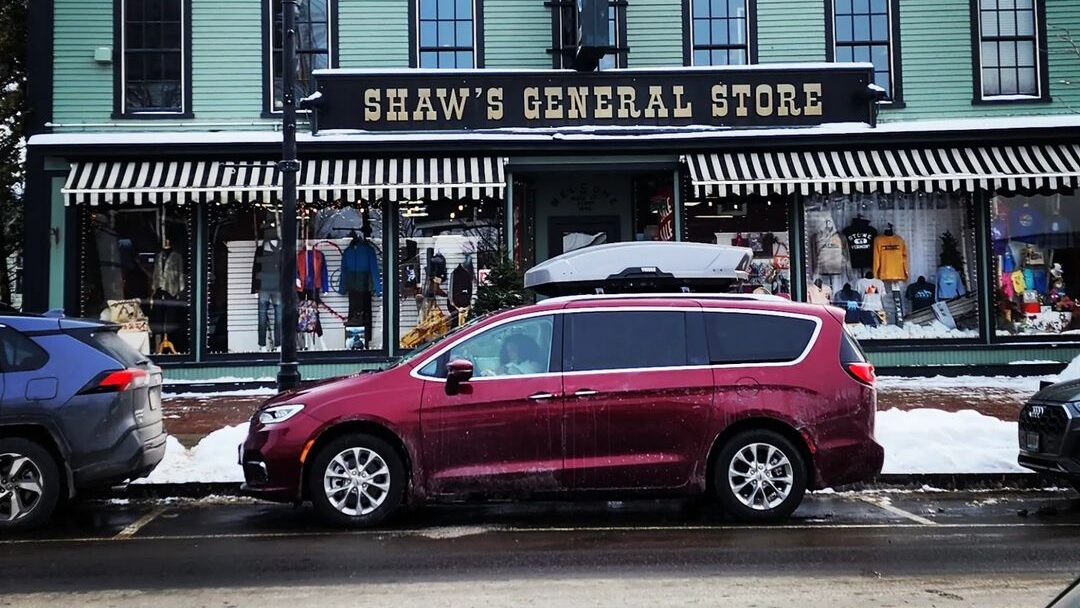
[312,65,876,132]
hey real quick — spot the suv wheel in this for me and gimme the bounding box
[0,439,61,530]
[309,433,405,528]
[714,429,807,523]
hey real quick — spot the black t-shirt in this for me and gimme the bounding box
[843,221,877,269]
[905,281,936,311]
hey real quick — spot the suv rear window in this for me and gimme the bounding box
[71,328,149,368]
[566,311,688,371]
[705,312,817,364]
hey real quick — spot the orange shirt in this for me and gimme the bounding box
[873,234,908,281]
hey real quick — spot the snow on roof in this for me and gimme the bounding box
[27,114,1080,149]
[311,62,875,76]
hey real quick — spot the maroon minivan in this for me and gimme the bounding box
[241,294,883,526]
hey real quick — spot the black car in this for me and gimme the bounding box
[1018,380,1080,493]
[0,314,166,529]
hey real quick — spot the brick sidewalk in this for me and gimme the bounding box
[162,382,1034,447]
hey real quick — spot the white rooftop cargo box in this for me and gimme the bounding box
[524,242,752,296]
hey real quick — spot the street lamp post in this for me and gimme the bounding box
[277,0,302,391]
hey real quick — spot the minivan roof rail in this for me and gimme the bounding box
[541,292,791,304]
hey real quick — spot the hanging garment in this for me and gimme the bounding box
[842,219,878,269]
[1009,204,1045,243]
[990,216,1009,255]
[806,283,833,305]
[297,298,322,335]
[347,289,373,343]
[251,241,281,294]
[731,233,749,248]
[1001,271,1016,300]
[297,249,330,293]
[834,287,863,323]
[1045,213,1074,249]
[338,240,383,295]
[873,234,908,281]
[151,250,185,297]
[812,220,845,275]
[449,264,473,309]
[855,277,887,311]
[936,266,967,300]
[759,233,777,258]
[1010,269,1027,295]
[905,278,936,311]
[1002,247,1017,273]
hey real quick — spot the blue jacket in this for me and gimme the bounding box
[339,241,383,296]
[937,266,966,300]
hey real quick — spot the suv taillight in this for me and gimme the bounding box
[845,362,876,386]
[81,369,149,394]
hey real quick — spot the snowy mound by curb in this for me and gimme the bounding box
[876,408,1027,474]
[136,425,248,484]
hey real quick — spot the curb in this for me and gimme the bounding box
[93,474,1071,500]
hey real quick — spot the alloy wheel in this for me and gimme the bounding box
[322,447,392,517]
[727,442,794,511]
[0,452,45,522]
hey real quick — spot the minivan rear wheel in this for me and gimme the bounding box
[309,433,405,528]
[0,438,61,531]
[714,429,807,523]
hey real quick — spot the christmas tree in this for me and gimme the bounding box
[472,254,526,317]
[939,231,966,284]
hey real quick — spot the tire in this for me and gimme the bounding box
[0,438,61,531]
[713,429,808,523]
[308,433,406,528]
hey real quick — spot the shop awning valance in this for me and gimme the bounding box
[62,157,507,205]
[685,145,1080,198]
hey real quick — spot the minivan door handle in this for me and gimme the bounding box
[572,389,598,397]
[527,392,557,400]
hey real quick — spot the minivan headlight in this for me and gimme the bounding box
[258,404,305,425]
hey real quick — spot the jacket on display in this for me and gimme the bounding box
[873,233,908,281]
[905,278,936,311]
[251,241,280,294]
[152,249,185,297]
[936,266,966,300]
[297,248,330,293]
[338,240,383,296]
[449,264,474,309]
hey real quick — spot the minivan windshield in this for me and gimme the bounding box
[391,313,493,368]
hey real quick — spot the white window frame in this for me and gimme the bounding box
[975,0,1043,100]
[414,0,479,69]
[829,0,898,102]
[119,0,188,115]
[266,0,335,114]
[688,0,752,67]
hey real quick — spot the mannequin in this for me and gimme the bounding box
[339,230,382,347]
[252,228,281,350]
[150,237,184,354]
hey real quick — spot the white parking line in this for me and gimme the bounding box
[112,507,167,540]
[858,496,937,525]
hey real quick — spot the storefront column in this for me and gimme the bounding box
[789,197,805,302]
[193,204,205,362]
[672,169,683,242]
[975,194,993,344]
[386,201,399,357]
[505,175,515,258]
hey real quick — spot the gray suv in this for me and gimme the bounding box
[1018,380,1080,493]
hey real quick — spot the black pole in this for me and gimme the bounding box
[277,0,301,391]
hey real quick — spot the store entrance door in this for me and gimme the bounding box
[547,215,621,258]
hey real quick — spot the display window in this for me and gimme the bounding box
[803,193,980,341]
[205,201,386,355]
[682,194,792,297]
[991,194,1080,338]
[79,205,193,356]
[398,197,502,349]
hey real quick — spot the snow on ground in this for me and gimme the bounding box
[876,374,1049,393]
[136,425,248,484]
[876,408,1027,474]
[163,388,278,399]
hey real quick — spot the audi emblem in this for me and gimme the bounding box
[1029,405,1045,417]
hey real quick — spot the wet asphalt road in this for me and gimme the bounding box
[2,490,1080,607]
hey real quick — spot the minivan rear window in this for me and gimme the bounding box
[705,312,817,364]
[566,311,688,372]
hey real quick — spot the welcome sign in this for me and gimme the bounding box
[311,65,876,132]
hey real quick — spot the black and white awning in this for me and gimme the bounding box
[62,157,507,205]
[685,144,1080,197]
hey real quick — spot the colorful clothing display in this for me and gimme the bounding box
[297,248,329,293]
[872,233,908,281]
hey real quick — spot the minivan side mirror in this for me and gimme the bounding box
[445,359,474,395]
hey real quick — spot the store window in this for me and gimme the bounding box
[682,194,791,297]
[398,197,502,350]
[975,0,1043,99]
[118,0,189,115]
[991,194,1080,338]
[552,1,627,69]
[803,193,980,341]
[687,0,753,66]
[415,0,478,69]
[206,200,386,355]
[80,205,193,356]
[266,0,334,112]
[829,0,900,101]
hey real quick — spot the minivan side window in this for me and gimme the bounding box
[419,315,555,378]
[566,311,688,372]
[705,312,817,364]
[0,327,49,372]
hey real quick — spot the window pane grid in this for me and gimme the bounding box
[979,1,1039,97]
[418,0,474,68]
[270,0,331,111]
[691,0,749,66]
[834,0,892,98]
[123,0,184,112]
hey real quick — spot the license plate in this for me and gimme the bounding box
[1023,431,1040,452]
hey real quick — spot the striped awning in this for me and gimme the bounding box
[63,157,507,205]
[686,144,1080,197]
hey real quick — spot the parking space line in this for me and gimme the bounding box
[112,507,167,540]
[858,496,937,525]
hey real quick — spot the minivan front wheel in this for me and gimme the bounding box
[309,433,405,528]
[714,429,807,523]
[0,438,61,530]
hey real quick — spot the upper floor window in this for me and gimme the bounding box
[551,1,628,69]
[974,0,1047,100]
[828,0,902,103]
[265,0,336,113]
[117,0,190,115]
[686,0,754,66]
[415,0,480,68]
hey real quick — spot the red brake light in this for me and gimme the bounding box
[846,362,876,386]
[91,369,149,393]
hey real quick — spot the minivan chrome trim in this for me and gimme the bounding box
[410,306,824,383]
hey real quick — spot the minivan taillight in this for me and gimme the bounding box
[81,369,149,394]
[846,362,876,386]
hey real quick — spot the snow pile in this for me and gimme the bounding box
[1055,354,1080,382]
[876,374,1047,393]
[848,321,978,340]
[136,425,247,484]
[876,408,1026,474]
